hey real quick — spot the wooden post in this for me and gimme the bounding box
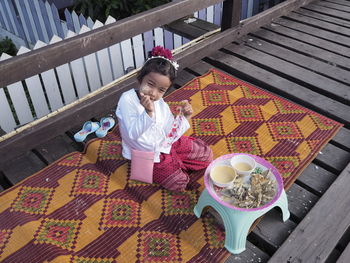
[221,0,242,31]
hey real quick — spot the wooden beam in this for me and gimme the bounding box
[0,0,317,165]
[0,0,222,88]
[221,0,242,31]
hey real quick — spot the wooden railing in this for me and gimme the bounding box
[0,0,316,165]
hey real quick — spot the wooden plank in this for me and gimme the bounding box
[164,18,208,40]
[205,49,350,126]
[221,0,242,30]
[50,3,64,38]
[15,0,35,44]
[333,128,350,151]
[263,22,350,59]
[222,43,350,103]
[17,46,50,118]
[269,163,350,263]
[120,38,135,72]
[337,242,350,263]
[286,11,350,35]
[50,36,77,105]
[0,0,317,88]
[34,135,78,164]
[93,21,114,86]
[34,41,64,111]
[33,0,49,42]
[296,7,350,27]
[132,34,145,69]
[297,163,337,195]
[0,87,17,133]
[1,152,47,185]
[273,16,350,48]
[326,0,350,7]
[313,143,350,173]
[40,0,54,39]
[245,31,350,80]
[249,209,297,253]
[316,0,350,12]
[154,27,164,47]
[66,30,90,98]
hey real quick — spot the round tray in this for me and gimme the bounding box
[204,153,284,212]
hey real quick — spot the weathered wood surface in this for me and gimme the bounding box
[269,163,350,263]
[1,0,350,261]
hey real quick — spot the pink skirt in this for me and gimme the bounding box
[153,136,213,191]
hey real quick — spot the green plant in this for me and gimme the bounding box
[0,37,17,56]
[73,0,170,21]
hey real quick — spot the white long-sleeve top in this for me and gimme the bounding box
[115,89,190,162]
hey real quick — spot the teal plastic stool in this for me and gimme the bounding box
[194,153,290,254]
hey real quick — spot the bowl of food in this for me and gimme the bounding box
[210,165,237,188]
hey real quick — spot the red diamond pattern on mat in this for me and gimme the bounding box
[226,136,262,156]
[203,216,225,248]
[34,218,80,250]
[99,141,124,161]
[266,156,300,178]
[10,186,54,215]
[310,115,337,130]
[71,169,108,196]
[58,153,83,167]
[240,85,270,99]
[136,231,181,262]
[192,118,224,136]
[267,122,303,140]
[202,90,230,106]
[162,190,197,216]
[212,71,238,86]
[232,105,264,122]
[101,198,140,228]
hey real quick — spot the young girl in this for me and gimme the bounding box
[116,46,213,191]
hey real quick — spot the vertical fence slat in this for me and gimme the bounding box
[87,17,94,29]
[198,9,206,20]
[241,0,248,19]
[39,0,53,40]
[105,16,124,80]
[154,27,164,47]
[214,3,222,26]
[164,29,173,50]
[34,40,64,111]
[132,34,145,69]
[173,33,182,49]
[253,0,260,15]
[79,25,101,91]
[79,14,87,27]
[7,0,26,39]
[247,0,254,17]
[50,3,64,38]
[0,8,6,28]
[1,53,34,125]
[66,30,90,98]
[3,0,18,35]
[50,35,76,104]
[32,0,49,42]
[0,1,13,32]
[207,5,214,23]
[71,11,81,33]
[143,30,154,56]
[15,0,36,44]
[121,38,135,72]
[24,0,40,41]
[64,8,74,32]
[93,20,114,85]
[18,46,50,118]
[0,87,17,133]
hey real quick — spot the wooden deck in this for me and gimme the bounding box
[1,0,350,262]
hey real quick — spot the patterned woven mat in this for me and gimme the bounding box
[0,69,342,263]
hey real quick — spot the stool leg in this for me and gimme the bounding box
[222,209,261,254]
[193,189,212,218]
[275,189,290,222]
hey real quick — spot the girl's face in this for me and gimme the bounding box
[139,72,171,101]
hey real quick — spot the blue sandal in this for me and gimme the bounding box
[95,117,115,138]
[74,121,100,142]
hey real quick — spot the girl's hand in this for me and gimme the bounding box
[179,100,193,120]
[140,92,154,117]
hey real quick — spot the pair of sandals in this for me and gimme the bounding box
[74,117,115,142]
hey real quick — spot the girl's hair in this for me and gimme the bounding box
[137,57,176,84]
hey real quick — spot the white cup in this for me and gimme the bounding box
[230,155,256,177]
[210,165,237,188]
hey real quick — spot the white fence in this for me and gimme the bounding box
[0,0,279,134]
